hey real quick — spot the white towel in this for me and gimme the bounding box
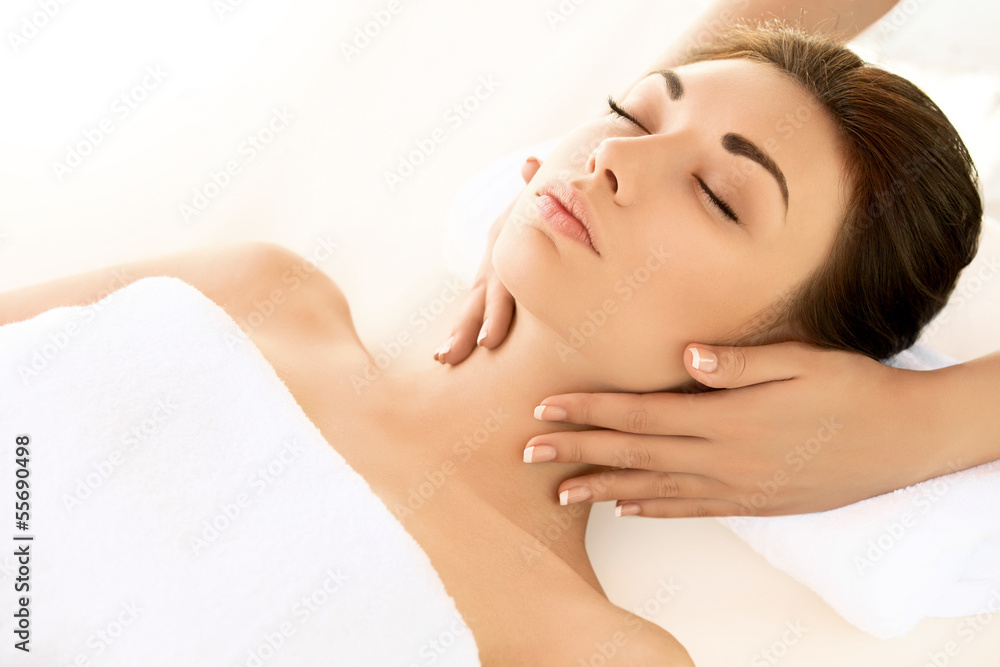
[444,141,1000,639]
[0,276,479,666]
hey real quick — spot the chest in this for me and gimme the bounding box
[243,324,597,663]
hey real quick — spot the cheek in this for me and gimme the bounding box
[595,251,769,365]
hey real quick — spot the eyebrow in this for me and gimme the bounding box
[651,69,684,100]
[723,133,789,209]
[649,68,790,211]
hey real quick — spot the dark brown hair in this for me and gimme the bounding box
[685,22,982,361]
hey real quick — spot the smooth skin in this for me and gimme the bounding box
[436,0,1000,518]
[0,241,697,665]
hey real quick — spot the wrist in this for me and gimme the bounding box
[920,360,991,475]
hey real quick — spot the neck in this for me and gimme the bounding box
[360,309,696,592]
[368,306,634,594]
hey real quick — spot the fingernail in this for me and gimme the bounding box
[688,346,717,373]
[477,321,489,346]
[533,404,567,421]
[559,486,591,505]
[523,444,557,463]
[616,503,641,517]
[434,336,454,360]
[526,155,539,164]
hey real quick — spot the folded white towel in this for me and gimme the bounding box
[720,459,1000,639]
[0,276,479,666]
[444,141,1000,639]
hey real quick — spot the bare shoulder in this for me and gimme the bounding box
[620,614,696,666]
[584,611,695,667]
[0,239,350,336]
[532,601,695,666]
[218,241,361,348]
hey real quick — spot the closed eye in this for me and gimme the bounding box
[695,176,740,224]
[608,96,740,225]
[607,96,650,133]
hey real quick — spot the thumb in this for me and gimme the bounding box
[683,341,810,388]
[521,157,542,184]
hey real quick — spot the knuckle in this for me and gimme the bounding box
[563,439,584,464]
[624,408,651,434]
[692,504,713,518]
[615,443,653,470]
[724,348,749,382]
[652,473,680,498]
[577,397,597,426]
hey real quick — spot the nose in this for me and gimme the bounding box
[585,137,633,207]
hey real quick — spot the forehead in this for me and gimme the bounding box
[632,58,849,224]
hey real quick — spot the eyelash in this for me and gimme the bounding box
[606,96,741,225]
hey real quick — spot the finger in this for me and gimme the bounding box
[555,468,725,505]
[683,340,820,389]
[524,428,709,473]
[435,285,485,365]
[476,276,515,349]
[521,156,542,184]
[533,391,712,437]
[614,497,753,518]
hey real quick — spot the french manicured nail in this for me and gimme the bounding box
[688,346,717,373]
[533,404,567,421]
[477,321,489,346]
[523,444,557,463]
[616,503,641,517]
[559,486,592,505]
[434,336,454,360]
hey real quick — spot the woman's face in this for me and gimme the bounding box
[492,57,850,391]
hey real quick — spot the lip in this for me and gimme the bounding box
[535,181,600,255]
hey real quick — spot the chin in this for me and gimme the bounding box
[491,219,554,318]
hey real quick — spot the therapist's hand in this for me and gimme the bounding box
[434,157,541,365]
[525,341,964,517]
